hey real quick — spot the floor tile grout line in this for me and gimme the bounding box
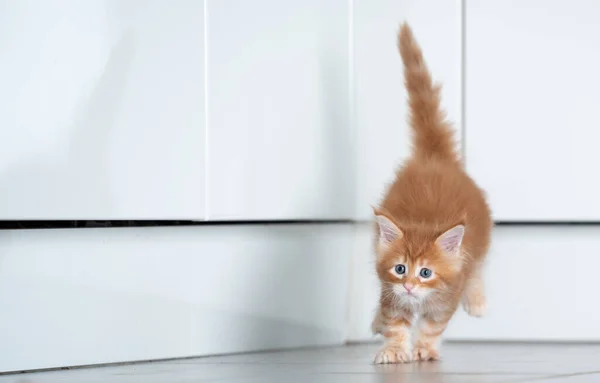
[522,370,600,382]
[316,371,544,376]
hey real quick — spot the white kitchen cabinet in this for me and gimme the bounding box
[206,0,353,220]
[0,0,205,220]
[354,0,463,220]
[0,223,353,371]
[465,0,600,221]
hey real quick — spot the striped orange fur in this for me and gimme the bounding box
[372,23,493,364]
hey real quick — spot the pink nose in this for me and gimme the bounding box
[403,283,414,292]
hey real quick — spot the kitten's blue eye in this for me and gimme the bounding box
[394,264,406,275]
[420,268,432,278]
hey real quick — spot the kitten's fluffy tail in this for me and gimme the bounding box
[398,23,457,162]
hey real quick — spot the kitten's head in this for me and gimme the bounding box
[374,210,466,306]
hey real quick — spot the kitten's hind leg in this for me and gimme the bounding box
[462,263,487,317]
[371,308,385,335]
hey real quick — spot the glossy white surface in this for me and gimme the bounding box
[354,0,463,220]
[0,0,205,219]
[2,343,600,382]
[347,224,600,342]
[0,0,464,221]
[0,223,353,372]
[206,0,354,220]
[465,0,600,221]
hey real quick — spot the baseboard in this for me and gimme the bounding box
[0,223,354,372]
[348,224,600,342]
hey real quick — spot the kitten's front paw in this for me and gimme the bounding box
[413,346,440,361]
[373,346,412,364]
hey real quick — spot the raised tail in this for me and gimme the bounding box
[398,23,458,162]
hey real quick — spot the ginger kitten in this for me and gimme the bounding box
[371,23,493,364]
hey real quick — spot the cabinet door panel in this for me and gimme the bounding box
[207,0,352,220]
[0,0,205,219]
[465,0,600,221]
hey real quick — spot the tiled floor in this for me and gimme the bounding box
[2,343,600,382]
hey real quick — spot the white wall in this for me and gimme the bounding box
[0,223,353,372]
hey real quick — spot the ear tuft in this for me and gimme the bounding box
[375,215,402,247]
[436,225,465,255]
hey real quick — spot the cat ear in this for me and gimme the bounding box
[375,215,403,247]
[436,225,465,255]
